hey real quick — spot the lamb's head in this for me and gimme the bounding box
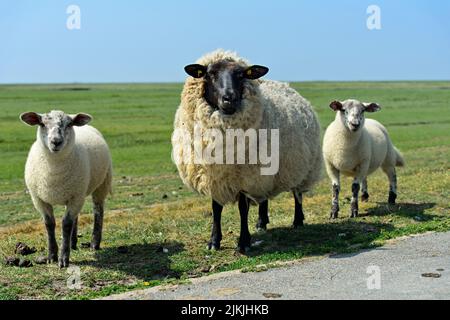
[184,61,268,116]
[20,110,92,153]
[330,99,381,132]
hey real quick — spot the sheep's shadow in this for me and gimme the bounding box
[245,219,395,259]
[363,202,436,220]
[78,242,184,281]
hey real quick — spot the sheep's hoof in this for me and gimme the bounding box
[48,253,58,263]
[236,246,251,254]
[91,243,101,251]
[292,221,304,229]
[58,257,70,269]
[350,210,358,218]
[388,192,397,205]
[71,245,78,251]
[256,223,267,233]
[207,242,220,251]
[361,192,369,202]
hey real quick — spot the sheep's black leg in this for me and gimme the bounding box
[71,216,78,250]
[350,180,360,218]
[59,214,75,268]
[208,199,223,250]
[237,193,251,253]
[256,200,269,231]
[43,214,58,262]
[293,192,304,228]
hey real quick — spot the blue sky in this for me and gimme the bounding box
[0,0,449,83]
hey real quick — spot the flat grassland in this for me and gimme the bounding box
[0,82,448,299]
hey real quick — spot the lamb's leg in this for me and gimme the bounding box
[326,164,340,219]
[91,174,111,250]
[256,200,269,231]
[293,191,304,228]
[361,178,369,202]
[91,201,104,250]
[350,178,360,218]
[383,166,397,204]
[32,196,58,262]
[60,201,83,268]
[237,193,251,253]
[208,199,223,250]
[71,216,78,250]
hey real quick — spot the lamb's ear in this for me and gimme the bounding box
[72,113,92,127]
[363,103,381,113]
[184,64,207,78]
[329,101,343,111]
[20,112,42,126]
[244,65,269,80]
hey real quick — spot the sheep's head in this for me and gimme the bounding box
[329,99,381,132]
[20,110,92,153]
[184,61,268,116]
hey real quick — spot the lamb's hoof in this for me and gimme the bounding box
[350,210,359,218]
[58,257,70,269]
[388,192,397,205]
[71,245,78,251]
[361,192,369,202]
[207,241,221,251]
[330,212,339,219]
[91,243,101,251]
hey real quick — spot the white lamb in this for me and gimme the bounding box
[172,50,322,252]
[322,99,405,219]
[21,111,112,268]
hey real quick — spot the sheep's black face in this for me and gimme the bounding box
[329,100,381,132]
[20,111,92,154]
[185,62,269,116]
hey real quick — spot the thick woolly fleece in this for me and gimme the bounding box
[172,50,322,206]
[323,113,404,179]
[25,125,112,211]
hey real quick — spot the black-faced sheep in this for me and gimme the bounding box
[171,50,322,252]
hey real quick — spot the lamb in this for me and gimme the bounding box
[322,99,405,219]
[20,110,112,268]
[171,49,322,252]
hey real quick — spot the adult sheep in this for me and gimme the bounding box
[323,99,405,219]
[21,110,112,268]
[172,50,322,252]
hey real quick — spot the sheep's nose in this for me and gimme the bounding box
[51,139,63,148]
[222,95,232,104]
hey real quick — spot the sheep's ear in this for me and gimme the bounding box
[244,65,269,80]
[363,103,381,113]
[20,112,42,126]
[184,64,207,78]
[329,101,343,111]
[72,113,92,127]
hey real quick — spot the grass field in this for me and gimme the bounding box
[0,82,449,299]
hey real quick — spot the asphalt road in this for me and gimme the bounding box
[104,231,450,300]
